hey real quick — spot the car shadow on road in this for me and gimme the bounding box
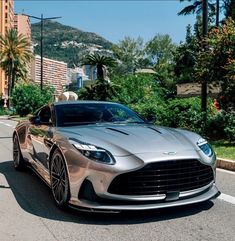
[0,160,215,225]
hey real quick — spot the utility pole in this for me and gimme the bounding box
[201,0,208,124]
[216,0,220,27]
[23,14,61,91]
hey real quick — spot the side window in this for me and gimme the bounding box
[39,106,52,125]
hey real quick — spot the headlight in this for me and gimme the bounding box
[197,138,213,157]
[69,139,115,165]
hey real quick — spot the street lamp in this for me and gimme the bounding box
[23,14,61,91]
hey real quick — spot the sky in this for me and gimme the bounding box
[14,0,196,44]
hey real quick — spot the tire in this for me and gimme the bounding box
[50,149,70,209]
[13,135,26,171]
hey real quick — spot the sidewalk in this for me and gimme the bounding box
[0,115,9,120]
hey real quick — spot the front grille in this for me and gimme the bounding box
[108,159,214,196]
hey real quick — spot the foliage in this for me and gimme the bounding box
[195,18,235,110]
[157,97,211,134]
[11,83,54,116]
[81,53,116,80]
[174,25,199,84]
[0,108,10,116]
[144,34,177,92]
[178,0,219,27]
[0,29,32,97]
[78,79,118,101]
[32,20,113,68]
[223,0,235,20]
[207,110,235,142]
[112,74,164,105]
[145,34,176,65]
[224,111,235,142]
[111,36,147,76]
[178,0,216,16]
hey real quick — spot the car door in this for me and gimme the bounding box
[29,105,54,171]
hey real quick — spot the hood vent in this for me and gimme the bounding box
[147,126,162,134]
[106,127,129,136]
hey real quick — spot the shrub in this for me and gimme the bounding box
[206,110,235,142]
[112,74,165,105]
[12,83,54,116]
[224,111,235,142]
[153,97,211,135]
[0,108,11,116]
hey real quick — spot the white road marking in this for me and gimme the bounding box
[218,193,235,205]
[217,168,235,175]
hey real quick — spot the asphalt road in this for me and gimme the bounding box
[0,119,234,241]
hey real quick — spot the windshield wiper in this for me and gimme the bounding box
[125,121,146,124]
[62,122,99,126]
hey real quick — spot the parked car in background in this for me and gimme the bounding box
[13,101,220,212]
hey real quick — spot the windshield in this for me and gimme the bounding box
[55,103,146,127]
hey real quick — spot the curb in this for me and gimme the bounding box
[217,158,235,172]
[0,115,9,120]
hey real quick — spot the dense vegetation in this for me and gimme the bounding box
[11,83,54,116]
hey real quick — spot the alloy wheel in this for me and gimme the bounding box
[50,151,69,207]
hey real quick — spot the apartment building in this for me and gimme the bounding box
[0,0,14,98]
[31,55,68,94]
[14,14,31,40]
[14,14,32,80]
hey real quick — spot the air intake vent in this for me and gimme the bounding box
[108,159,214,195]
[106,127,129,135]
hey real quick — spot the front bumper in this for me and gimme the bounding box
[68,183,220,212]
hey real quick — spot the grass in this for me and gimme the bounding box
[211,140,235,161]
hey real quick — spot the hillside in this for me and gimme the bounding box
[31,20,113,67]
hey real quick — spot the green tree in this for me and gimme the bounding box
[145,34,176,92]
[174,25,199,84]
[80,53,117,101]
[112,74,164,105]
[0,29,32,97]
[195,18,235,111]
[82,53,116,80]
[223,0,235,20]
[178,0,219,26]
[78,80,118,101]
[12,83,54,116]
[145,34,175,65]
[112,36,147,76]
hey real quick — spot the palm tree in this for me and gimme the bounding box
[82,53,116,80]
[223,0,235,20]
[0,29,32,98]
[178,0,220,27]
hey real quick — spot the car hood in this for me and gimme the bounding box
[56,124,198,157]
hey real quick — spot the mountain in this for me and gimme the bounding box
[31,20,113,68]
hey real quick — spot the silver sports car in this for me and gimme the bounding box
[13,101,220,212]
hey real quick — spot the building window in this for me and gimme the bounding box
[5,13,8,18]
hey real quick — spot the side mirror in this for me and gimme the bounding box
[29,116,41,125]
[146,114,157,124]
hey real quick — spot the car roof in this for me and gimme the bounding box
[53,100,120,106]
